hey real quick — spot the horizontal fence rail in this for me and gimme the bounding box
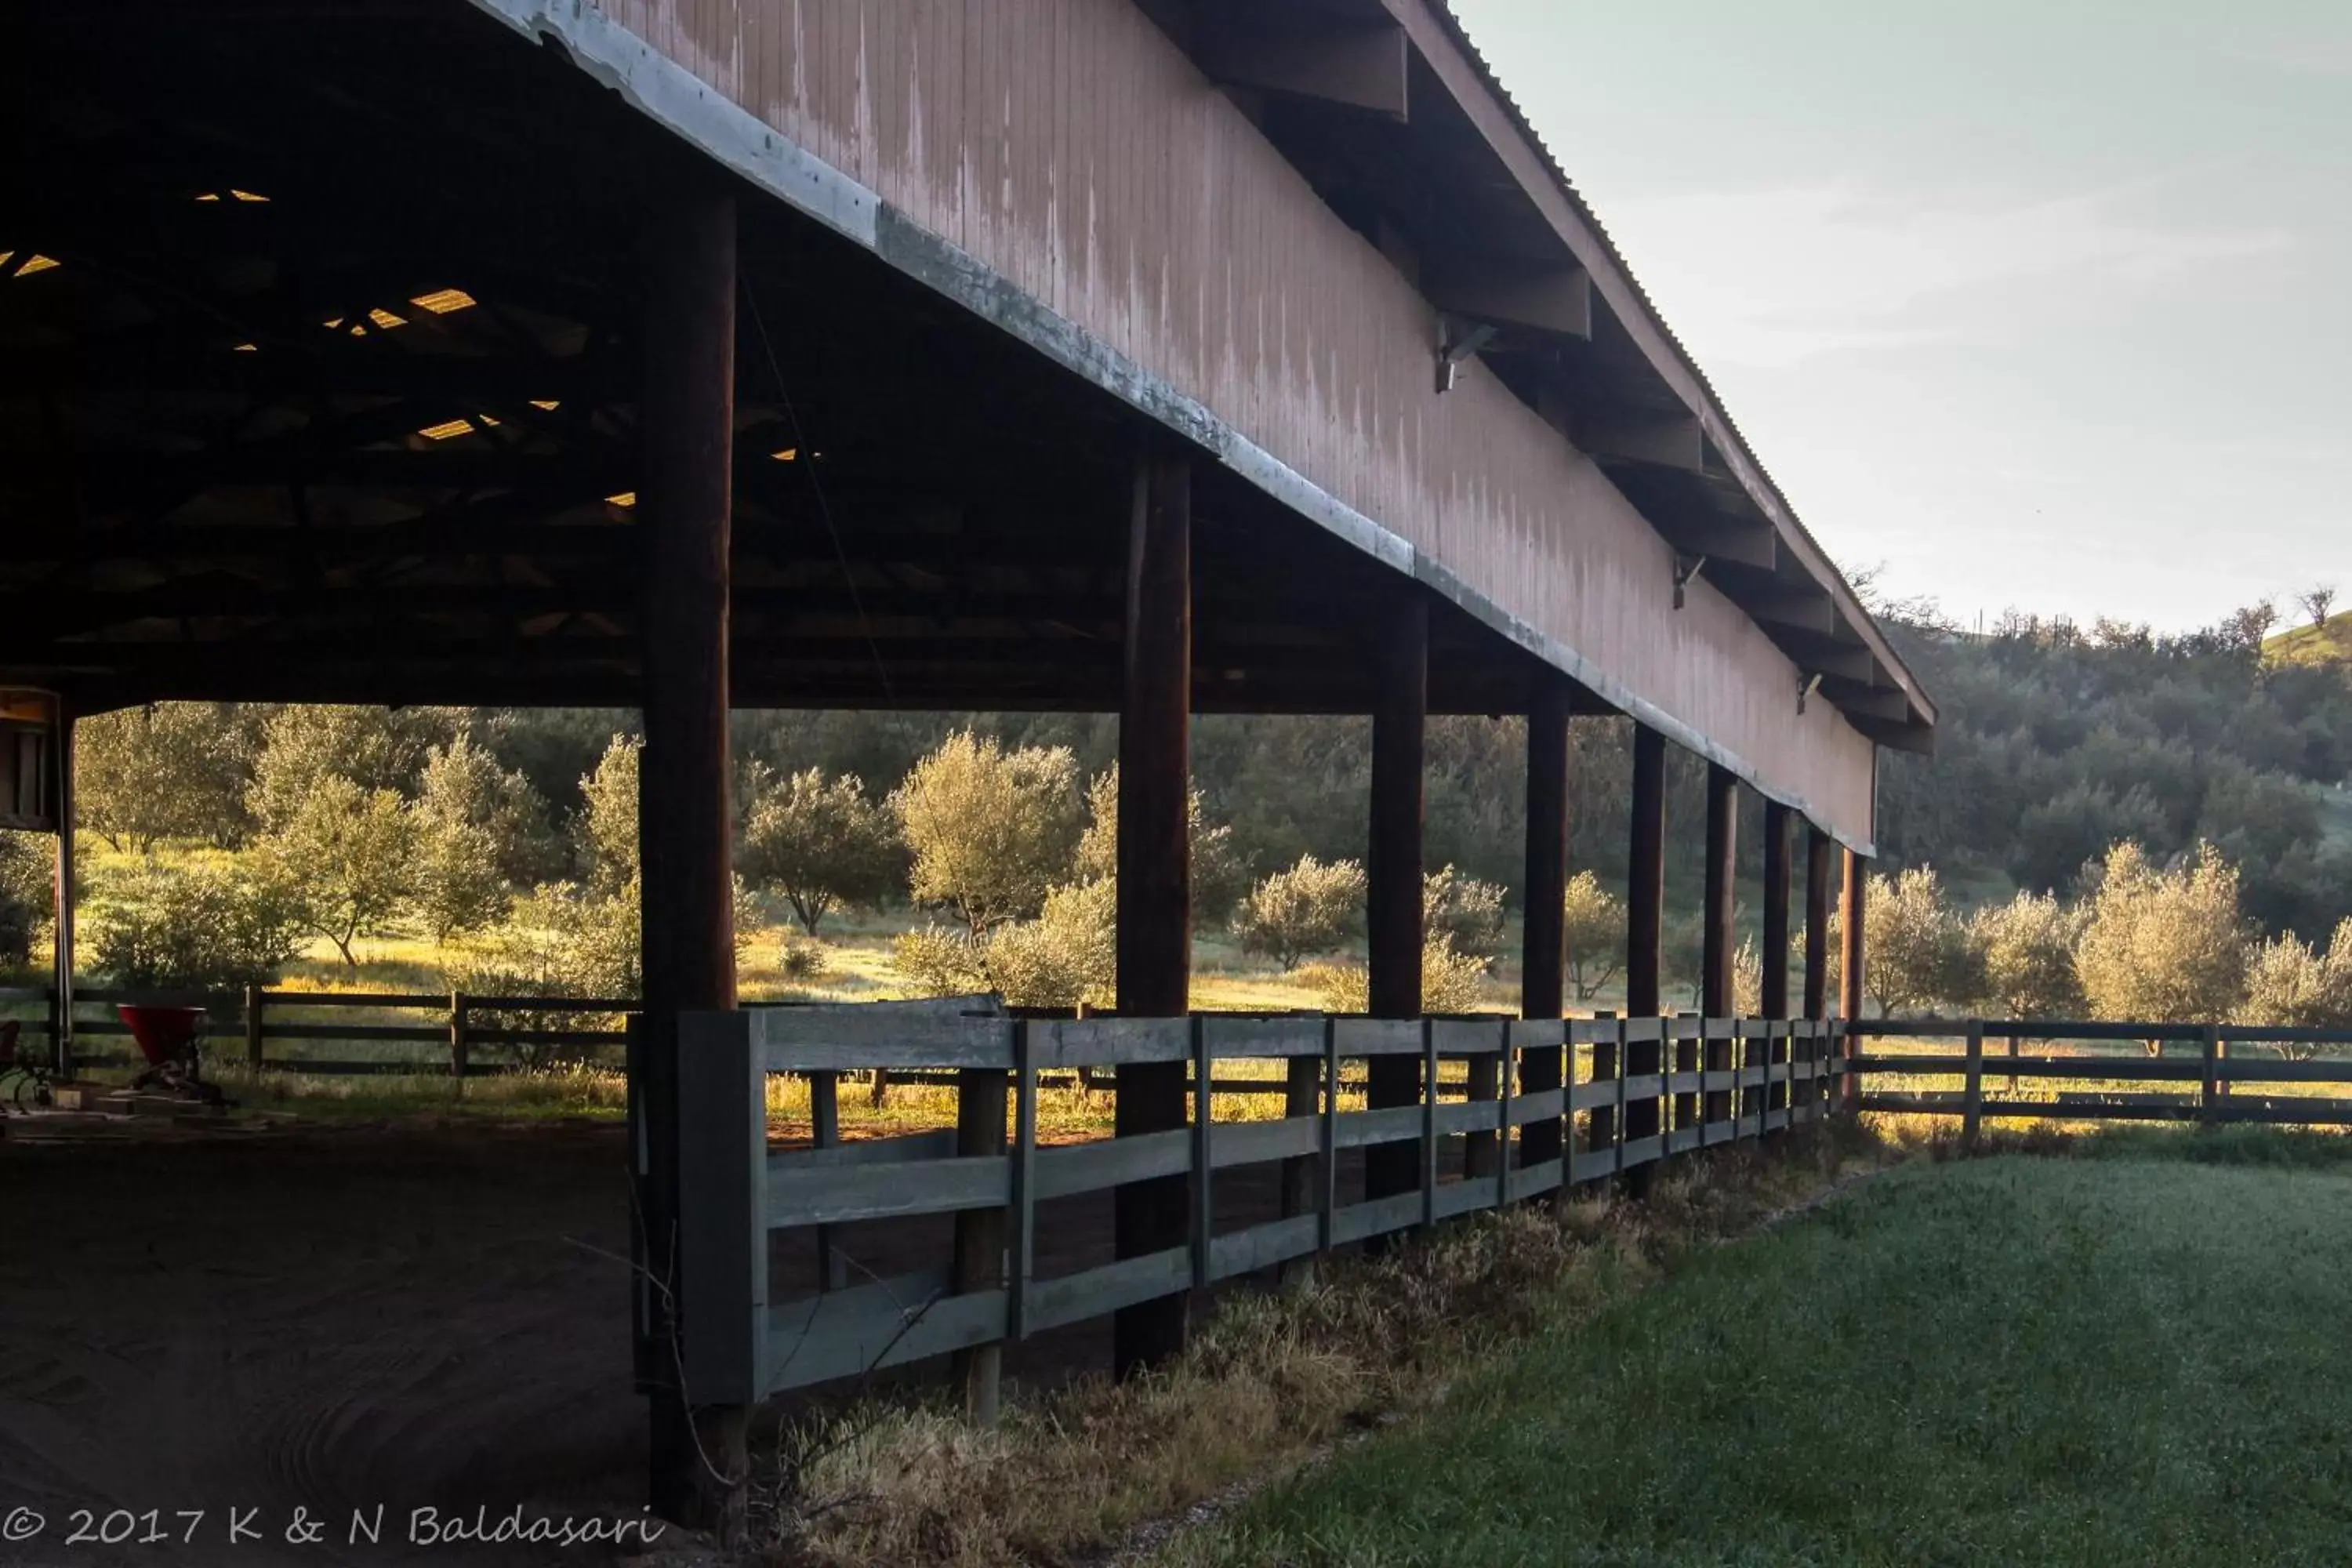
[673,1007,1855,1406]
[0,984,633,1079]
[1852,1018,2352,1139]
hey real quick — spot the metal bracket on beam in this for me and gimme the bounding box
[1672,552,1707,611]
[1435,314,1497,394]
[1797,670,1823,714]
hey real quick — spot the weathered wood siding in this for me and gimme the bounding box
[551,0,1877,842]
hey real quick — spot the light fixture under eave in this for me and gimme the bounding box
[605,492,637,508]
[367,307,407,330]
[410,288,477,314]
[232,343,258,354]
[417,418,474,441]
[528,399,561,412]
[229,189,269,203]
[13,255,60,278]
[770,447,798,462]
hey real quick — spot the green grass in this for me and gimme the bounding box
[1174,1138,2352,1566]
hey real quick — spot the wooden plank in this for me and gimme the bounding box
[1854,1053,2204,1083]
[2219,1025,2352,1049]
[1508,1159,1564,1203]
[754,1009,1015,1071]
[1033,1014,1192,1066]
[1515,1086,1571,1123]
[1334,1017,1426,1056]
[766,1283,1004,1395]
[1025,1247,1192,1336]
[767,1154,1009,1227]
[2213,1058,2352,1085]
[1568,1149,1619,1185]
[778,1129,958,1172]
[1431,1018,1508,1057]
[1432,1098,1500,1138]
[1207,1214,1320,1282]
[1515,1020,1571,1048]
[1431,1179,1490,1221]
[1330,1189,1424,1247]
[1202,1014,1325,1060]
[1033,1128,1190,1202]
[1213,1115,1321,1169]
[1333,1104,1427,1150]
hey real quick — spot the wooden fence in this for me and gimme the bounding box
[1854,1018,2352,1141]
[0,985,629,1077]
[672,1008,1850,1408]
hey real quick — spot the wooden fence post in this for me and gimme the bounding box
[2006,1030,2020,1092]
[950,1064,1009,1425]
[2200,1024,2221,1127]
[1279,1030,1319,1290]
[1588,1011,1617,1159]
[1318,1018,1339,1257]
[245,983,265,1073]
[811,1071,847,1290]
[1420,1020,1439,1231]
[1465,1048,1500,1181]
[1962,1022,1984,1151]
[1009,1025,1036,1339]
[448,991,470,1080]
[1495,1021,1514,1210]
[1190,1017,1213,1291]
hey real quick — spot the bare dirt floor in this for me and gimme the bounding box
[0,1120,651,1566]
[0,1115,1359,1566]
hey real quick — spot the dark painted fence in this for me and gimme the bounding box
[672,1007,1852,1413]
[0,985,628,1077]
[1854,1018,2352,1142]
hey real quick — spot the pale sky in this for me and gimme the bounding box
[1450,0,2352,632]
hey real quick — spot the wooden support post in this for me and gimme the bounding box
[1622,725,1667,1161]
[1760,800,1791,1129]
[951,1066,1010,1424]
[1464,1051,1501,1181]
[245,983,265,1074]
[1278,1046,1320,1289]
[634,183,743,1535]
[1519,678,1571,1174]
[1009,1030,1037,1338]
[1840,849,1868,1112]
[1962,1022,1984,1151]
[1588,1011,1619,1158]
[811,1071,847,1290]
[1112,449,1193,1378]
[1802,825,1834,1120]
[1363,591,1428,1215]
[2199,1024,2222,1127]
[1701,764,1737,1135]
[448,991,470,1081]
[51,703,73,1080]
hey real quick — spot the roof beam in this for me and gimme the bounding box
[1574,411,1704,474]
[1195,4,1409,119]
[1421,258,1590,339]
[1653,512,1775,573]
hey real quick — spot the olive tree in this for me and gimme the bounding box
[89,860,306,991]
[574,734,643,894]
[1232,854,1366,971]
[1072,764,1247,927]
[77,702,254,851]
[413,729,556,944]
[891,731,1083,935]
[260,777,419,965]
[1424,865,1508,958]
[1829,866,1977,1018]
[1311,933,1490,1014]
[2074,841,2248,1025]
[741,768,901,935]
[2245,920,2352,1054]
[1561,871,1626,1002]
[1969,890,2086,1021]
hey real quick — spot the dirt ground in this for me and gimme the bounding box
[0,1121,649,1566]
[0,1116,1369,1566]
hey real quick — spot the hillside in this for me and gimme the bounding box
[2268,610,2352,670]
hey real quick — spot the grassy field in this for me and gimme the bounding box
[1172,1134,2352,1566]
